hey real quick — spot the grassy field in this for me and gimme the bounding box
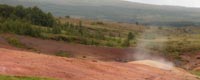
[2,17,200,58]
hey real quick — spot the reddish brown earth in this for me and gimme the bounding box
[0,34,134,61]
[0,48,198,80]
[181,52,200,70]
[0,35,18,50]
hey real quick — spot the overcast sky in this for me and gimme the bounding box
[124,0,200,8]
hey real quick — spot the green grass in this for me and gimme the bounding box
[0,75,56,80]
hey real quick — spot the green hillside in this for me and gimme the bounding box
[1,0,200,26]
[2,4,200,61]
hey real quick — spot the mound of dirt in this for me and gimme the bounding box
[129,60,174,70]
[129,60,197,78]
[0,48,198,80]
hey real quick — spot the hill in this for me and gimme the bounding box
[1,0,200,26]
[2,4,200,67]
[1,4,200,79]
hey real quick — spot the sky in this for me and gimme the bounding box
[124,0,200,8]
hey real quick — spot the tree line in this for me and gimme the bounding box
[0,4,56,27]
[0,4,136,47]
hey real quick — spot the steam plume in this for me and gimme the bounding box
[133,27,174,70]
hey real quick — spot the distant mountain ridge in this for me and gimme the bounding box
[1,0,200,27]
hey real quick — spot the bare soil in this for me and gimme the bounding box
[0,48,198,80]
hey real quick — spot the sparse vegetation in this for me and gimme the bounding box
[5,37,35,50]
[163,40,200,58]
[190,71,200,77]
[0,75,56,80]
[121,32,136,47]
[55,51,73,58]
[0,19,42,37]
[6,37,25,48]
[1,4,200,61]
[0,4,140,47]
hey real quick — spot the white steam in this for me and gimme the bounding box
[133,27,174,70]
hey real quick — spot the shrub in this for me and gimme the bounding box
[0,20,42,37]
[6,37,25,48]
[5,37,35,50]
[121,39,130,47]
[128,32,135,40]
[55,51,73,58]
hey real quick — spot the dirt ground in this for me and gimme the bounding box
[0,48,198,80]
[181,52,200,70]
[0,34,135,62]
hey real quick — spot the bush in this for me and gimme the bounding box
[0,20,42,37]
[6,37,25,48]
[128,32,135,40]
[55,51,73,58]
[52,26,61,34]
[106,42,114,47]
[121,39,130,47]
[5,37,36,51]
